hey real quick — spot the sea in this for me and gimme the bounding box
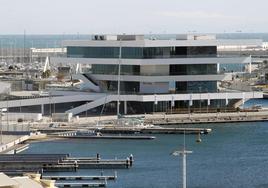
[22,99,268,188]
[0,33,268,48]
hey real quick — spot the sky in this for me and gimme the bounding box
[0,0,267,34]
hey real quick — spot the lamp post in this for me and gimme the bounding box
[49,91,52,122]
[199,87,202,113]
[0,110,2,145]
[0,39,3,62]
[4,87,10,132]
[0,108,7,145]
[172,149,192,188]
[172,131,192,188]
[86,102,88,118]
[206,89,209,114]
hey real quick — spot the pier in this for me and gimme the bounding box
[40,127,211,136]
[50,131,156,140]
[144,111,268,125]
[55,181,107,188]
[41,171,116,188]
[100,127,211,135]
[42,172,117,181]
[0,153,134,173]
[35,110,268,136]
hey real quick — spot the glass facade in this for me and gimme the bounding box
[170,64,217,75]
[91,64,140,75]
[92,64,217,76]
[106,81,139,93]
[102,80,216,94]
[175,81,217,93]
[187,46,217,57]
[68,45,219,95]
[67,46,217,59]
[67,47,120,58]
[220,63,245,73]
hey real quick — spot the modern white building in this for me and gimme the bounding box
[0,34,263,116]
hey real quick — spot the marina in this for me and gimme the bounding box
[1,0,268,186]
[0,31,267,188]
[20,121,268,188]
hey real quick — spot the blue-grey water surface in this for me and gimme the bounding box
[23,121,268,188]
[1,33,268,48]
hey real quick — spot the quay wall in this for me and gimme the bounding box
[66,110,268,126]
[0,135,30,153]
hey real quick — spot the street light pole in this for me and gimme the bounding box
[199,87,202,113]
[0,111,2,145]
[172,133,192,188]
[49,91,52,122]
[0,108,7,145]
[86,102,88,118]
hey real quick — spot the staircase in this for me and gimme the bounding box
[72,74,100,92]
[66,95,113,115]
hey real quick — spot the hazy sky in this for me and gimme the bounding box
[0,0,267,34]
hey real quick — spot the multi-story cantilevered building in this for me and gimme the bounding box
[53,34,261,114]
[0,34,263,116]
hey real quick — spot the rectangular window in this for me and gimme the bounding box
[91,64,140,75]
[170,64,217,75]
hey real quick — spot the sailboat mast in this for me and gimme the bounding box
[117,40,122,118]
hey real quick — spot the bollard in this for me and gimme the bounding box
[74,160,78,171]
[114,171,117,180]
[40,169,44,179]
[97,153,100,163]
[129,154,133,167]
[126,157,130,168]
[196,132,202,143]
[97,153,100,160]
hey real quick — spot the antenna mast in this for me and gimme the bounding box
[117,40,122,119]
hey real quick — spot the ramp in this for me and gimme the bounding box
[66,95,113,115]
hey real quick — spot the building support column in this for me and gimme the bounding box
[248,56,252,74]
[217,63,220,73]
[41,104,44,115]
[249,61,252,74]
[124,101,127,115]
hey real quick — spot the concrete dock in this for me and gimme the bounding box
[52,131,156,139]
[100,127,211,134]
[32,110,268,133]
[145,111,268,125]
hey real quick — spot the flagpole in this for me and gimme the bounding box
[188,94,192,119]
[207,91,209,114]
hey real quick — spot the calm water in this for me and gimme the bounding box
[1,33,268,48]
[23,121,268,188]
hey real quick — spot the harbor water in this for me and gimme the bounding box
[1,33,268,48]
[23,121,268,188]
